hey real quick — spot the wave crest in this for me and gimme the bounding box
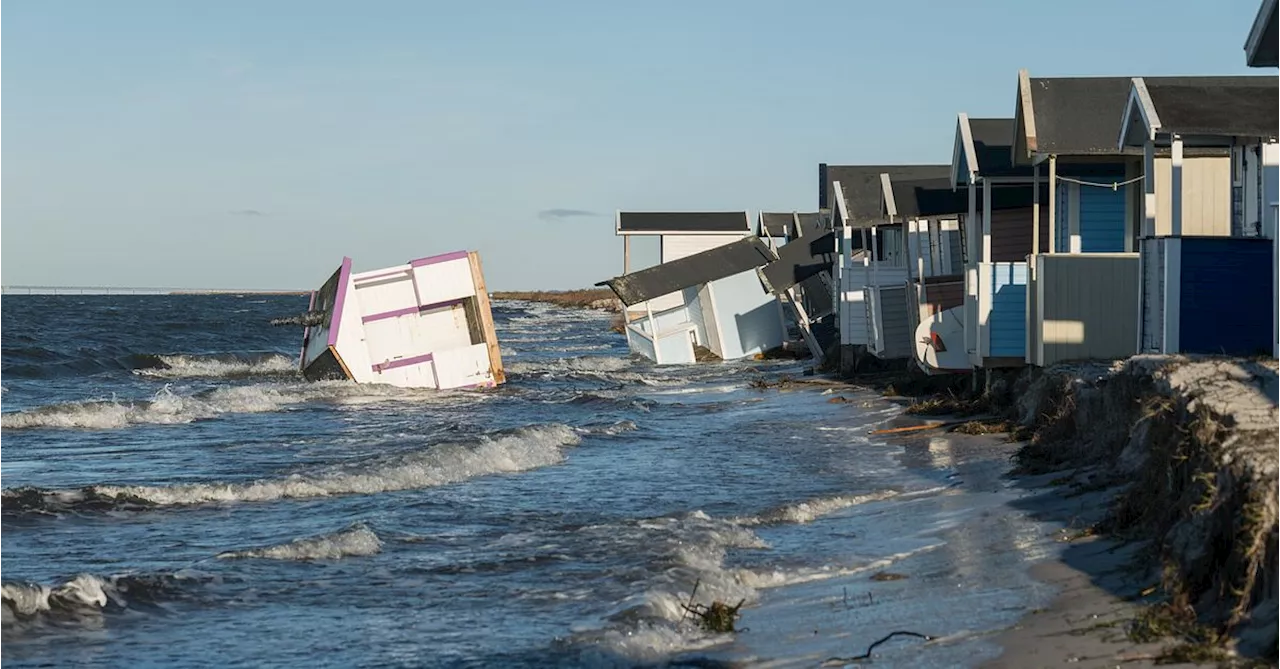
[133,353,297,379]
[218,524,382,561]
[3,424,581,513]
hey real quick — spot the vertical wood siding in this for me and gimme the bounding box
[1177,237,1274,356]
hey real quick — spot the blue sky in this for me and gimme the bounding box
[2,0,1266,290]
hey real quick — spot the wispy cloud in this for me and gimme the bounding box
[537,208,599,221]
[228,209,267,217]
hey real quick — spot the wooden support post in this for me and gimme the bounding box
[967,180,978,268]
[623,235,631,274]
[1171,135,1184,236]
[1032,162,1041,255]
[981,180,992,264]
[1048,155,1058,253]
[1143,140,1157,237]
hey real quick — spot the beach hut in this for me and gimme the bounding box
[297,251,505,389]
[948,115,1050,373]
[1008,71,1245,366]
[597,236,784,365]
[869,174,967,366]
[757,214,840,360]
[1245,0,1278,68]
[819,163,951,372]
[1119,75,1279,356]
[614,211,752,317]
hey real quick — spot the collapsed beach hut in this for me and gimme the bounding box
[757,211,821,249]
[614,211,752,318]
[296,251,505,389]
[597,236,784,365]
[1119,75,1279,356]
[757,214,840,361]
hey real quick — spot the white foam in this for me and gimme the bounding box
[506,356,632,375]
[570,503,951,662]
[0,381,470,431]
[734,490,903,526]
[0,385,297,430]
[218,524,382,560]
[2,574,110,618]
[82,424,580,506]
[135,354,297,379]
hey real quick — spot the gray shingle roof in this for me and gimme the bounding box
[1026,76,1134,155]
[758,212,821,238]
[886,177,970,218]
[1022,74,1277,157]
[1144,77,1278,138]
[617,212,749,234]
[966,118,1028,177]
[596,236,774,306]
[821,164,952,228]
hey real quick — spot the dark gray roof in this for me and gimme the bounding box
[1025,76,1134,155]
[596,236,774,306]
[967,118,1028,177]
[759,227,837,294]
[887,177,969,218]
[1246,0,1277,67]
[1145,77,1278,138]
[1022,75,1276,157]
[758,212,821,238]
[821,164,951,228]
[618,211,749,233]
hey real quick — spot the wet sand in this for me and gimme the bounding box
[982,472,1205,668]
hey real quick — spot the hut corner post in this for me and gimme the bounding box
[467,251,506,385]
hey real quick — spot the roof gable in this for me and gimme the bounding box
[1246,0,1278,67]
[824,164,952,228]
[1119,76,1279,146]
[758,212,821,238]
[1027,75,1133,157]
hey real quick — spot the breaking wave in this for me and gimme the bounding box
[0,385,296,430]
[734,490,903,526]
[2,571,201,627]
[133,353,297,379]
[506,356,633,375]
[563,509,943,663]
[2,424,581,514]
[735,486,952,527]
[0,380,469,431]
[218,524,382,561]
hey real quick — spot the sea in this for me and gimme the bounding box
[1,295,1068,668]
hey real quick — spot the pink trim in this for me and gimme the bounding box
[372,352,434,373]
[409,250,469,267]
[326,257,353,347]
[361,298,466,324]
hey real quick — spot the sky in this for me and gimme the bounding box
[1,0,1269,291]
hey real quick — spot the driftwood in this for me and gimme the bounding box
[679,579,746,633]
[822,630,935,665]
